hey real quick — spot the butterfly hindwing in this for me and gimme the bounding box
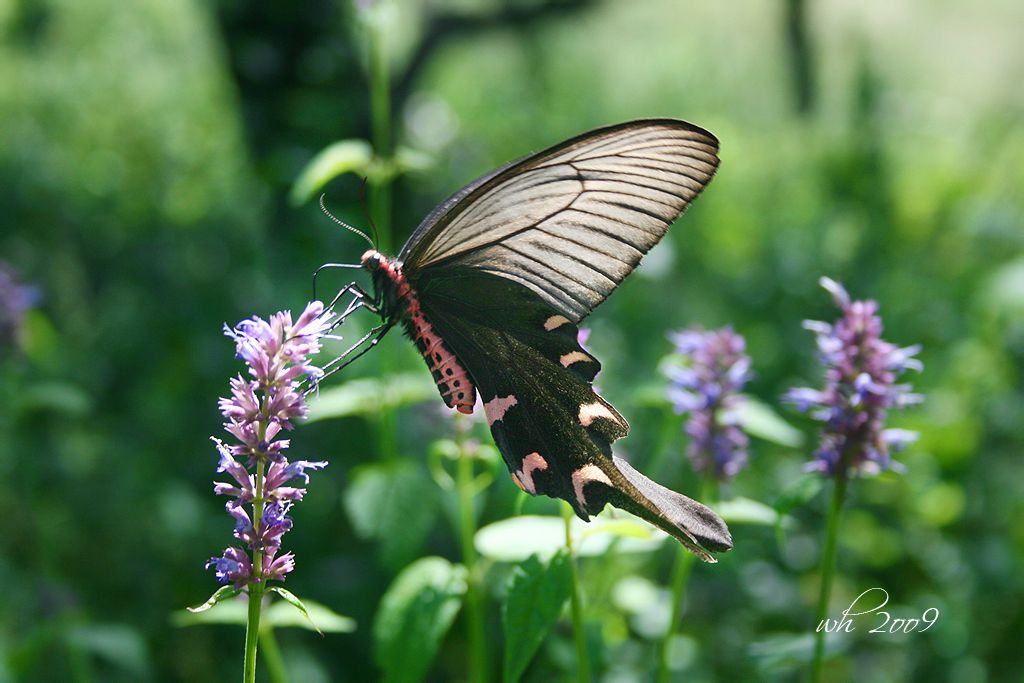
[414,268,732,561]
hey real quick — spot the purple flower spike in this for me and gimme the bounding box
[206,301,333,589]
[665,327,752,481]
[783,278,923,477]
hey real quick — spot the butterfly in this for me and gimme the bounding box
[332,119,732,561]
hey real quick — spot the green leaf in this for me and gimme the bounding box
[343,461,440,568]
[174,596,248,626]
[264,598,356,633]
[289,139,373,205]
[731,398,805,448]
[306,373,436,422]
[502,551,572,683]
[374,557,467,683]
[268,587,320,634]
[713,497,786,527]
[475,514,665,563]
[774,472,824,514]
[186,585,240,614]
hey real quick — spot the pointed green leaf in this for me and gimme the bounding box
[374,557,467,683]
[264,598,356,633]
[306,373,436,422]
[343,460,440,568]
[502,551,572,683]
[187,585,240,614]
[289,139,373,205]
[731,398,805,448]
[268,587,321,634]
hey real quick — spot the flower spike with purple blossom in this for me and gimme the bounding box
[205,301,333,589]
[665,327,753,481]
[784,277,923,477]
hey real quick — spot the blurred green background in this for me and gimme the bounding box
[1,0,1022,680]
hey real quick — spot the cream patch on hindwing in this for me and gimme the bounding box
[484,395,518,426]
[543,315,571,331]
[515,452,549,495]
[572,464,613,509]
[559,351,592,368]
[578,401,619,427]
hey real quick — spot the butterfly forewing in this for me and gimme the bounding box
[400,120,720,322]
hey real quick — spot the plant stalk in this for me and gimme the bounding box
[562,503,591,683]
[243,458,267,683]
[811,472,848,682]
[367,10,392,254]
[456,430,487,682]
[260,624,290,683]
[656,476,716,682]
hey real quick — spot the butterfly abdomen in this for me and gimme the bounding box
[365,251,477,414]
[402,295,477,414]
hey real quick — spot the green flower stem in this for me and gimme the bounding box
[455,428,487,683]
[657,547,695,683]
[367,9,392,254]
[562,503,591,683]
[811,472,848,683]
[259,624,290,683]
[656,476,716,683]
[243,458,267,683]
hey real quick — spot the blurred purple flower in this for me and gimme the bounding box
[665,327,752,480]
[783,277,922,477]
[0,261,40,350]
[207,302,333,588]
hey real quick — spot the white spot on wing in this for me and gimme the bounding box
[578,401,618,427]
[559,351,592,368]
[572,464,612,509]
[515,452,548,494]
[484,395,518,426]
[544,315,571,331]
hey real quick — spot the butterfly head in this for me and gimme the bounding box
[361,250,384,271]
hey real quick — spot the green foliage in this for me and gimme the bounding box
[502,552,572,683]
[373,557,468,683]
[290,139,374,205]
[306,373,436,421]
[476,515,665,563]
[343,460,441,568]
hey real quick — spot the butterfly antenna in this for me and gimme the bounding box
[358,177,381,248]
[319,194,375,249]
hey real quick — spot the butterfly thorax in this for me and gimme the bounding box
[361,250,477,414]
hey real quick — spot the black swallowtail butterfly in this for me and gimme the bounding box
[340,119,731,561]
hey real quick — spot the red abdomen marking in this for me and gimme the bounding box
[373,253,477,414]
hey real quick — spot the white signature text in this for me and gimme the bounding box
[816,588,939,635]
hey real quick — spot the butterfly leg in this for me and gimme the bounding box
[307,321,394,391]
[326,281,380,316]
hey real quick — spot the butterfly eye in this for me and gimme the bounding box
[361,250,383,270]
